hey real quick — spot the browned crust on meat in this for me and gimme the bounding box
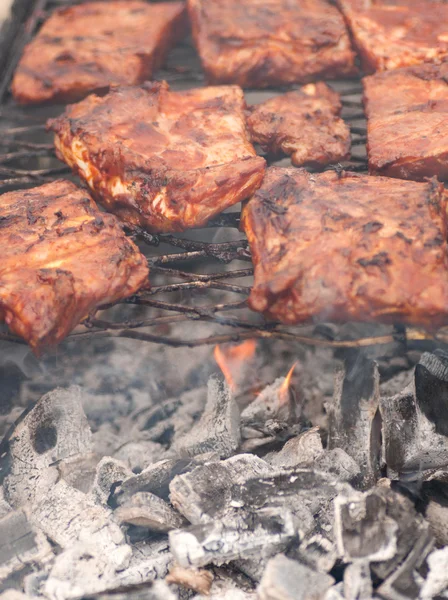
[363,63,448,181]
[0,180,149,353]
[11,1,187,104]
[187,0,357,88]
[47,82,266,233]
[337,0,448,74]
[247,83,351,168]
[243,167,448,328]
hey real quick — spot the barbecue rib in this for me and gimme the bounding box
[363,63,448,182]
[0,180,149,353]
[247,83,351,168]
[11,1,186,104]
[48,82,266,233]
[337,0,448,74]
[187,0,357,88]
[243,167,448,328]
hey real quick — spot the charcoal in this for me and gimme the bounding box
[420,547,448,600]
[0,488,10,520]
[169,454,272,524]
[381,351,448,475]
[166,564,214,595]
[57,452,98,493]
[169,508,295,568]
[93,582,177,600]
[230,469,349,534]
[291,533,337,574]
[334,486,433,581]
[257,554,335,600]
[327,356,381,487]
[3,386,92,507]
[240,372,300,426]
[44,539,172,599]
[113,440,166,472]
[415,350,448,436]
[131,388,207,444]
[343,561,372,600]
[115,491,185,531]
[92,424,123,457]
[0,510,52,582]
[313,449,361,483]
[30,479,130,568]
[114,458,201,505]
[92,457,133,505]
[376,527,434,600]
[174,377,240,459]
[267,427,323,469]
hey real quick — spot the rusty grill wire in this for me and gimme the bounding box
[1,0,440,352]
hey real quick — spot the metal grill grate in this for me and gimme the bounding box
[2,0,428,352]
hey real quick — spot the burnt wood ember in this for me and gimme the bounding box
[247,84,351,168]
[11,1,187,104]
[292,533,337,574]
[187,0,357,88]
[343,560,372,600]
[381,351,448,475]
[174,377,240,459]
[114,458,201,505]
[48,82,266,233]
[114,491,185,532]
[92,457,133,505]
[327,356,381,487]
[420,547,448,599]
[334,486,433,582]
[3,386,92,507]
[363,63,448,182]
[0,510,52,582]
[169,508,295,568]
[257,554,334,600]
[336,0,448,74]
[240,373,299,427]
[242,167,448,329]
[169,454,272,525]
[0,180,149,353]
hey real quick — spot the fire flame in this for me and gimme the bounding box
[214,339,257,391]
[279,361,298,400]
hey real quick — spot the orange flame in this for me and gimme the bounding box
[214,340,257,391]
[279,361,298,398]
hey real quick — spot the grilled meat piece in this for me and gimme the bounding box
[0,180,148,353]
[11,1,186,104]
[337,0,448,74]
[243,167,448,328]
[247,83,351,168]
[364,63,448,181]
[48,82,266,233]
[187,0,357,88]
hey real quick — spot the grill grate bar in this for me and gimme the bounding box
[0,0,401,351]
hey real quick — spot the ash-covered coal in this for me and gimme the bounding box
[1,341,448,599]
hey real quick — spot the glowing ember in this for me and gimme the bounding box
[214,340,257,391]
